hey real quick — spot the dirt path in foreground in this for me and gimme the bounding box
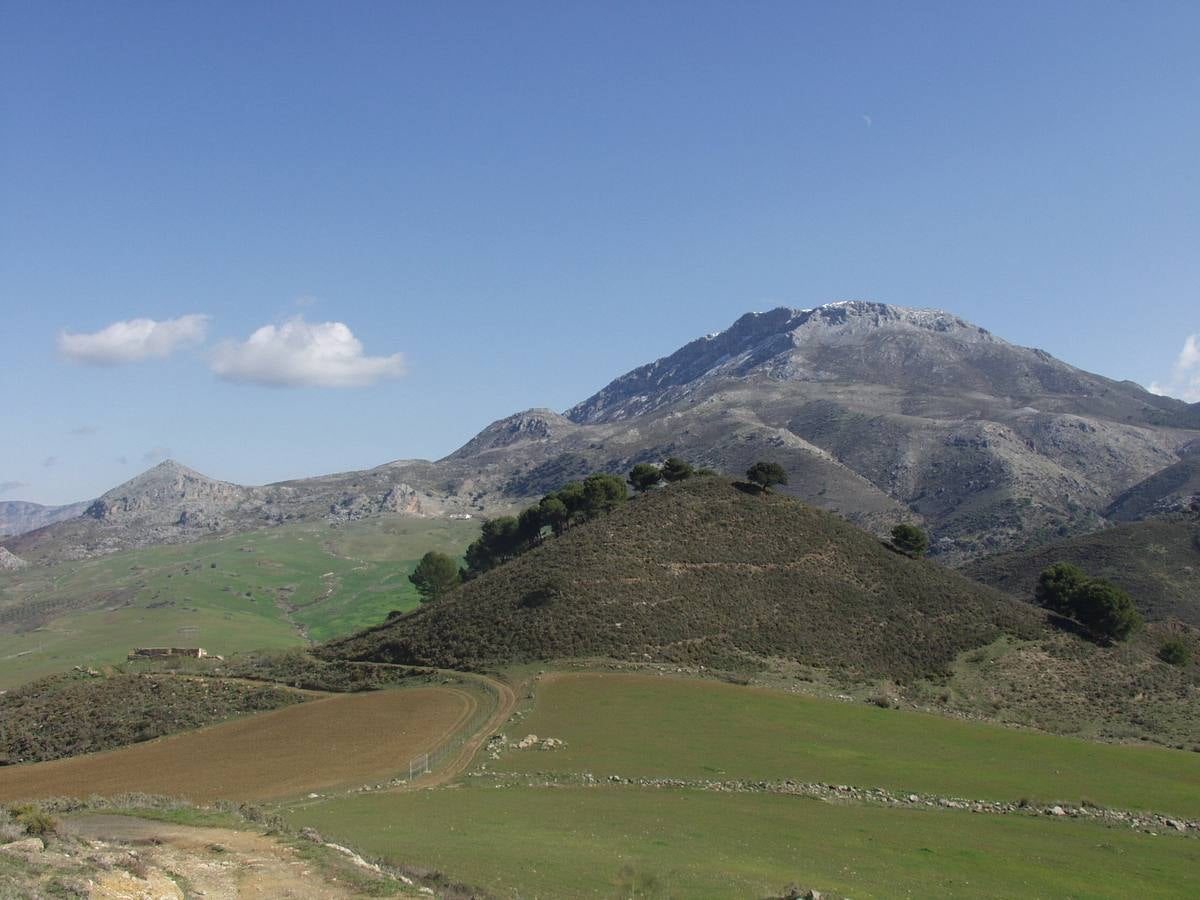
[61,815,372,899]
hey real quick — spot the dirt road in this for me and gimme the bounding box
[60,814,400,899]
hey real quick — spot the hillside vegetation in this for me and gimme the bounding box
[326,478,1042,678]
[967,516,1200,626]
[0,671,305,765]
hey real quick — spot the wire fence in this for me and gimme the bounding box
[407,678,500,783]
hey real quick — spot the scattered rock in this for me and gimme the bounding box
[1,837,46,854]
[0,547,28,571]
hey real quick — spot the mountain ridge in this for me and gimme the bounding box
[7,301,1199,563]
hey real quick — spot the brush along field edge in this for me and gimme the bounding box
[0,684,501,803]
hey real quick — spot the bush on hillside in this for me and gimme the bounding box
[745,461,788,491]
[628,463,662,493]
[890,524,929,559]
[1034,562,1089,615]
[1034,562,1143,642]
[1158,638,1190,666]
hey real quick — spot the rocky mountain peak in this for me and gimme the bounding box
[85,460,252,526]
[445,408,580,460]
[567,301,997,424]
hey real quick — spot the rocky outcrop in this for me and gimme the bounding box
[0,547,28,571]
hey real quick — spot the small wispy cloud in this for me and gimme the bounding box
[142,446,174,464]
[59,314,210,365]
[116,456,129,465]
[210,316,406,388]
[861,114,873,127]
[1149,334,1200,403]
[0,480,29,496]
[42,456,58,468]
[69,425,99,436]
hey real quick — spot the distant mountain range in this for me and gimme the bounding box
[0,500,90,539]
[6,301,1199,563]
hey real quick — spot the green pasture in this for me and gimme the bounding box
[0,604,299,689]
[494,674,1200,818]
[0,516,477,687]
[287,785,1200,899]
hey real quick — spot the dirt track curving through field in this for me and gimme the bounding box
[406,671,517,791]
[0,686,476,803]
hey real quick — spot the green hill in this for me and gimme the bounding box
[966,515,1200,626]
[325,478,1042,678]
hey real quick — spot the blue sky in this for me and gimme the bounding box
[3,1,1199,504]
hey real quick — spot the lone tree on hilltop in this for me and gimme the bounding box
[409,551,461,603]
[628,463,662,493]
[746,461,788,492]
[1034,562,1143,643]
[890,524,929,559]
[660,457,695,483]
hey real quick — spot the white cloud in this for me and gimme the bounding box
[210,316,406,388]
[58,314,210,365]
[1148,334,1200,402]
[42,456,57,468]
[0,480,29,496]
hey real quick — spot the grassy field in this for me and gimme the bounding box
[494,674,1200,818]
[0,515,477,687]
[0,686,474,803]
[277,672,1200,897]
[288,784,1200,899]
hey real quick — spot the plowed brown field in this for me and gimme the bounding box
[0,686,473,803]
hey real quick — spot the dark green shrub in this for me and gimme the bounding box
[1159,639,1191,666]
[1035,562,1088,615]
[628,463,662,493]
[890,524,929,559]
[745,461,788,491]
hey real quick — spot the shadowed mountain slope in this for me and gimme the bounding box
[967,515,1200,626]
[324,478,1042,678]
[1106,453,1200,522]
